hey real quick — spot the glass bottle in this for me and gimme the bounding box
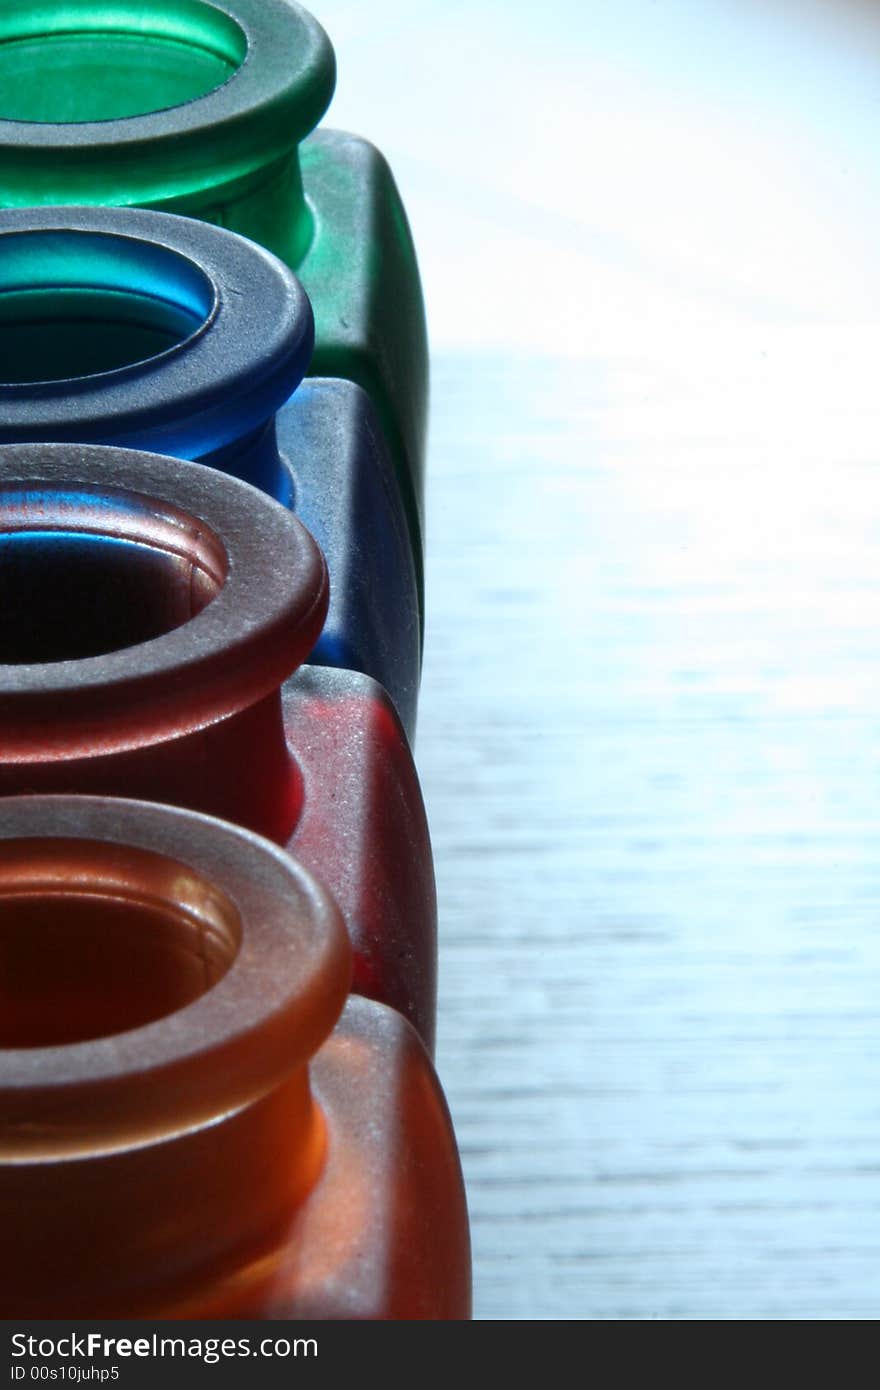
[0,441,436,1049]
[0,794,470,1318]
[0,205,420,740]
[0,0,428,617]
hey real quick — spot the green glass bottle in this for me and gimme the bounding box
[0,0,428,613]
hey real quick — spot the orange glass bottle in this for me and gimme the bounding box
[0,442,436,1049]
[0,794,470,1318]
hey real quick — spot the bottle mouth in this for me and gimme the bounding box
[0,795,351,1157]
[0,208,313,462]
[0,1,336,207]
[0,227,215,386]
[0,442,328,759]
[0,482,225,665]
[0,837,241,1048]
[0,1,248,124]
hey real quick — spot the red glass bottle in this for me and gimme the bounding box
[0,205,422,741]
[0,794,470,1318]
[0,442,436,1049]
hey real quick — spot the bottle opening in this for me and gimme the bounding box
[0,485,227,664]
[0,838,241,1047]
[0,228,215,384]
[0,1,248,123]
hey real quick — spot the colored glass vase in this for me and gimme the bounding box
[0,795,470,1318]
[0,443,436,1048]
[0,205,420,740]
[0,0,428,616]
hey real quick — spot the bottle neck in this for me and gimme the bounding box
[156,149,314,270]
[204,418,292,504]
[0,691,302,845]
[1,1071,324,1316]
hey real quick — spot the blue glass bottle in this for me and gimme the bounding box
[0,204,420,740]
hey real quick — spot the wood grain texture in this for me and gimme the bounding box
[315,0,880,1320]
[419,352,880,1319]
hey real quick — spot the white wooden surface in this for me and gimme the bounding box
[318,0,880,1318]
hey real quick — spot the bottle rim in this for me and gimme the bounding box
[0,441,329,755]
[0,794,351,1157]
[0,205,314,455]
[0,0,336,202]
